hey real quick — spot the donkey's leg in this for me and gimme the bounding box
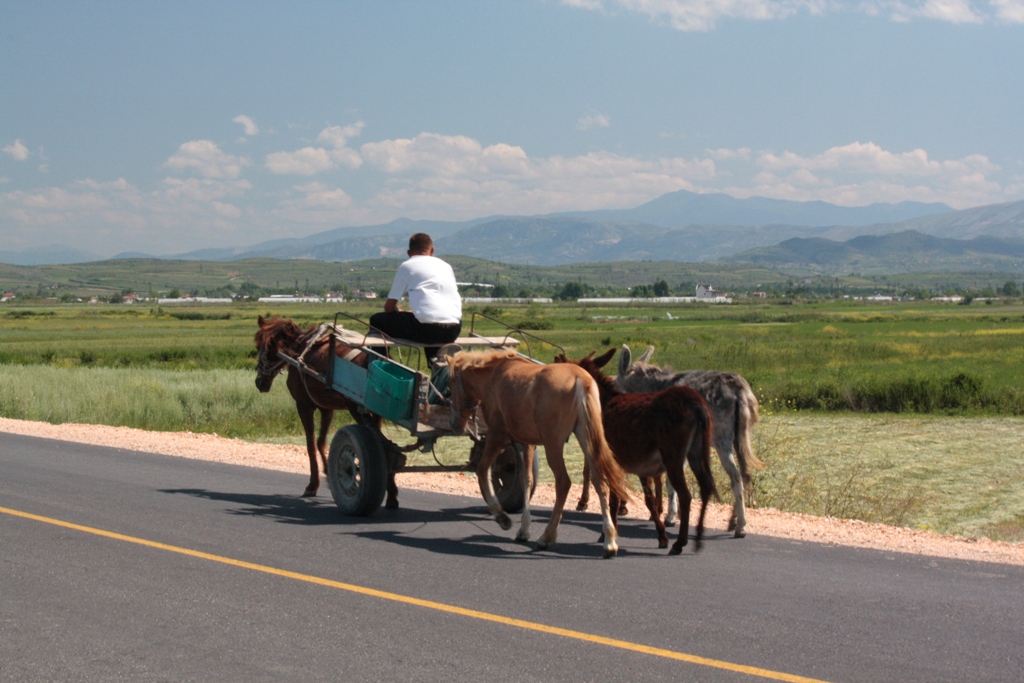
[641,477,669,549]
[664,478,679,527]
[715,434,747,538]
[537,442,572,550]
[475,433,513,531]
[575,460,591,511]
[666,466,693,555]
[297,404,320,497]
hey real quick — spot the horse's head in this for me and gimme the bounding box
[254,315,289,392]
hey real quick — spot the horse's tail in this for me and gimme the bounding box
[574,378,632,505]
[689,399,720,503]
[734,381,764,485]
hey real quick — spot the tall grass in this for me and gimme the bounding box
[0,365,307,438]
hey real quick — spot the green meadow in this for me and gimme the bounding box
[2,299,1024,541]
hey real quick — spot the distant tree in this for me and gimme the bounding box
[554,282,586,301]
[1001,280,1021,297]
[167,288,181,299]
[491,284,509,298]
[631,284,653,298]
[108,293,123,304]
[652,279,670,297]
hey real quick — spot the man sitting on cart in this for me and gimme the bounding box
[370,232,462,366]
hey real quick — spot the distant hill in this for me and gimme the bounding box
[564,189,953,228]
[724,230,1024,275]
[0,245,103,266]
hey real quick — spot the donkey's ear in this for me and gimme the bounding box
[618,345,632,376]
[258,315,266,326]
[594,348,615,369]
[638,345,655,363]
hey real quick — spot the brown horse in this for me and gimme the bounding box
[557,349,718,553]
[447,349,631,558]
[254,316,397,506]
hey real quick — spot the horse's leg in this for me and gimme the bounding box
[537,442,572,550]
[715,432,747,538]
[575,459,591,511]
[589,462,620,558]
[316,408,333,476]
[642,477,668,549]
[475,431,513,531]
[665,465,693,555]
[297,403,320,497]
[515,444,536,543]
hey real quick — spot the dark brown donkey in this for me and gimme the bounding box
[254,316,396,506]
[556,349,718,553]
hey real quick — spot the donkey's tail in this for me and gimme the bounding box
[689,401,720,503]
[734,382,764,485]
[575,378,632,505]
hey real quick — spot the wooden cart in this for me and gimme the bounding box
[275,312,558,516]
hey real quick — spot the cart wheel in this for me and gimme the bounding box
[492,442,540,514]
[327,425,389,516]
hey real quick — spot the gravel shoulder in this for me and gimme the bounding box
[3,416,1022,566]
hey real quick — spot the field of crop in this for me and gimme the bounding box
[2,298,1023,541]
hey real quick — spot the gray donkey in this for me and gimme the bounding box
[616,344,761,538]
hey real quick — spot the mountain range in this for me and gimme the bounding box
[5,189,1024,274]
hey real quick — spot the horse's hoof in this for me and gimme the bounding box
[496,513,512,531]
[664,520,677,528]
[658,539,669,549]
[668,544,683,556]
[694,539,704,552]
[515,530,530,543]
[385,498,399,510]
[734,529,746,539]
[536,537,550,550]
[301,489,317,498]
[575,502,588,512]
[603,547,618,559]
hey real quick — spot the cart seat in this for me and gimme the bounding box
[328,326,519,350]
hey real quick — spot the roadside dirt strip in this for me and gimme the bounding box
[2,416,1022,567]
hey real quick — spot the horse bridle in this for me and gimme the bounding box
[256,346,287,382]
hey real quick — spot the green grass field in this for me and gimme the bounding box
[2,299,1024,541]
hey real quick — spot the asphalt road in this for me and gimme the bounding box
[2,432,1022,683]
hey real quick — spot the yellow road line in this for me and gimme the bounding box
[1,504,830,683]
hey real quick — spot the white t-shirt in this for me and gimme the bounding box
[387,255,462,324]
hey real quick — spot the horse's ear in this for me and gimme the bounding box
[638,345,655,364]
[258,315,266,326]
[553,353,564,363]
[618,344,632,376]
[593,348,615,369]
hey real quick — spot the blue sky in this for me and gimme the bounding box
[2,0,1023,257]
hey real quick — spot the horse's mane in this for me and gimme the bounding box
[254,316,314,347]
[450,348,522,369]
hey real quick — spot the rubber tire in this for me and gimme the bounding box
[327,424,389,516]
[493,442,540,514]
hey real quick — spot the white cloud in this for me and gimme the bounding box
[991,0,1024,22]
[264,122,365,175]
[233,115,260,136]
[3,140,30,161]
[165,140,248,179]
[577,112,611,131]
[565,0,1013,28]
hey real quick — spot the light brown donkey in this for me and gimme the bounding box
[448,349,631,558]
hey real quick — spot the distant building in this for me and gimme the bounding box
[696,284,721,300]
[1,292,15,302]
[752,291,767,298]
[348,290,377,300]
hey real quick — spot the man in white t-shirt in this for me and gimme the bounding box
[370,233,462,362]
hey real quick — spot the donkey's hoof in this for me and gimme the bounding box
[658,538,669,549]
[734,529,747,539]
[727,517,738,532]
[575,501,588,511]
[496,513,512,531]
[301,488,317,498]
[669,544,684,556]
[385,498,399,510]
[515,530,530,543]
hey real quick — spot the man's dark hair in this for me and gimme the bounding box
[409,233,433,253]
